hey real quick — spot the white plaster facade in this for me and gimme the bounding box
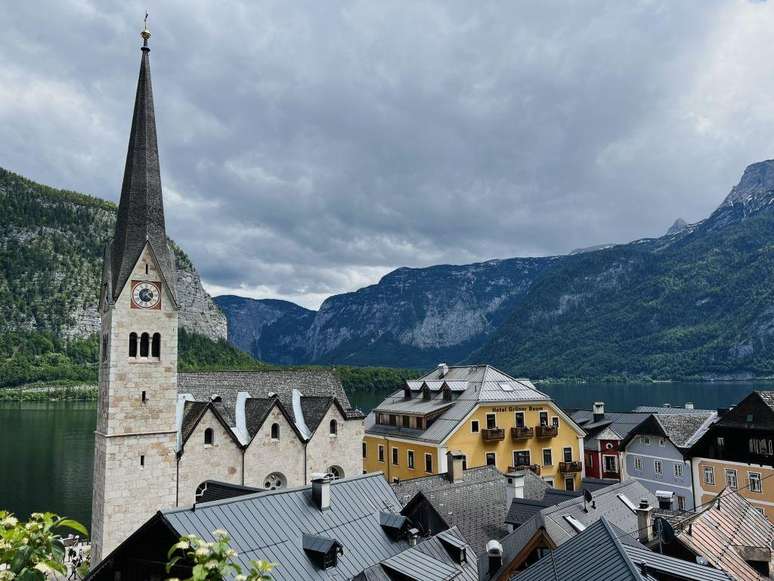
[243,406,306,490]
[306,404,364,480]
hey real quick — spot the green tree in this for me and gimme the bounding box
[0,511,88,580]
[166,530,273,581]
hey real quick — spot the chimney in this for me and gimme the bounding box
[593,401,605,423]
[311,473,333,511]
[438,363,449,378]
[404,386,412,400]
[486,540,503,574]
[684,402,694,410]
[447,451,465,483]
[408,528,419,547]
[636,498,654,543]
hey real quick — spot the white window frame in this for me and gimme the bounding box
[633,457,642,471]
[378,444,385,463]
[677,495,686,511]
[391,447,399,466]
[486,452,497,466]
[643,436,651,446]
[603,454,618,473]
[543,478,554,487]
[486,413,497,430]
[424,453,433,474]
[673,463,684,478]
[542,448,553,466]
[749,472,762,493]
[562,447,572,463]
[725,469,737,489]
[407,449,415,470]
[654,460,663,475]
[471,420,480,433]
[703,466,715,485]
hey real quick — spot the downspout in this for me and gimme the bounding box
[304,440,308,485]
[241,446,245,486]
[175,451,181,507]
[687,453,696,510]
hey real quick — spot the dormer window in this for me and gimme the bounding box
[302,534,343,570]
[442,384,452,401]
[404,387,412,400]
[421,383,431,400]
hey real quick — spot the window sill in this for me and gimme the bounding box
[129,358,161,364]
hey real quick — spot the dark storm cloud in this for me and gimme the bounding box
[3,1,774,307]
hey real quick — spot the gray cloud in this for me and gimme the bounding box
[2,1,774,308]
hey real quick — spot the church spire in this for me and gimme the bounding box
[110,15,177,303]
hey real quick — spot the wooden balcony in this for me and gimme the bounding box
[510,426,534,440]
[535,425,558,438]
[559,461,583,473]
[509,464,541,475]
[481,428,505,442]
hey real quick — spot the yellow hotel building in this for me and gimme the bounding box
[363,364,586,491]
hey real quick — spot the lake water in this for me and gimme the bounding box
[1,381,770,529]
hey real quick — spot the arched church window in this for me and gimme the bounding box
[140,333,149,357]
[152,333,161,358]
[328,465,344,479]
[329,419,338,435]
[129,333,138,357]
[204,427,214,446]
[271,423,280,440]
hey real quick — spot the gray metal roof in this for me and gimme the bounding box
[392,465,510,552]
[162,473,413,580]
[622,542,732,581]
[373,395,455,416]
[355,527,479,581]
[572,410,651,440]
[510,519,643,581]
[487,479,658,579]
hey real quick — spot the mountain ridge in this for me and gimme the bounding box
[219,159,774,379]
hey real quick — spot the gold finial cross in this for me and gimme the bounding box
[141,11,151,46]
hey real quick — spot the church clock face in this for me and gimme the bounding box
[131,281,161,309]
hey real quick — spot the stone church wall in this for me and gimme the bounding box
[178,410,243,506]
[243,407,305,489]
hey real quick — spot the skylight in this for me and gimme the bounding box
[618,494,637,512]
[563,515,586,532]
[499,382,514,392]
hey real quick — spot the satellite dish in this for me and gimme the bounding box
[654,517,675,544]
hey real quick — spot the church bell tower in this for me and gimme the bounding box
[91,18,179,564]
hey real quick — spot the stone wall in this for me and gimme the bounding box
[306,406,364,481]
[178,409,243,506]
[243,407,305,489]
[91,246,179,564]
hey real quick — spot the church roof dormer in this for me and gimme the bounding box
[109,16,177,304]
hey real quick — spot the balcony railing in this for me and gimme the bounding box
[535,425,558,438]
[559,461,583,473]
[602,470,620,480]
[511,426,534,440]
[481,428,505,442]
[509,464,541,475]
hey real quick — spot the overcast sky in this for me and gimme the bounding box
[2,1,774,308]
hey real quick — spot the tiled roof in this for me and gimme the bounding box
[505,498,546,527]
[392,465,511,552]
[299,396,335,433]
[161,474,411,580]
[180,401,208,443]
[653,412,717,448]
[244,397,279,438]
[632,405,715,414]
[666,488,774,581]
[623,541,732,581]
[506,479,616,527]
[178,369,361,427]
[757,390,774,412]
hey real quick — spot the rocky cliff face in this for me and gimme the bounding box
[221,257,552,367]
[221,160,774,379]
[0,168,226,342]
